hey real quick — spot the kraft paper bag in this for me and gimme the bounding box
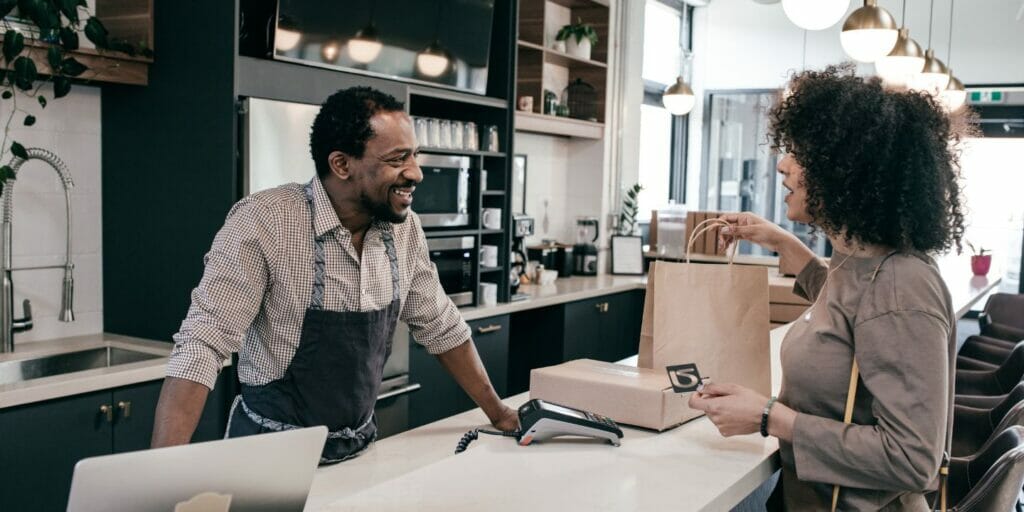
[638,257,771,396]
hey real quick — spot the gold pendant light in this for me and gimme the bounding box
[840,0,898,63]
[911,0,950,94]
[874,1,924,87]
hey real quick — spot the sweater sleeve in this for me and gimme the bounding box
[793,257,828,302]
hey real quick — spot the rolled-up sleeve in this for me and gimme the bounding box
[166,201,277,389]
[400,216,471,355]
[791,310,950,490]
[793,257,828,302]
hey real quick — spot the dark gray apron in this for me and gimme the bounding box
[226,181,400,465]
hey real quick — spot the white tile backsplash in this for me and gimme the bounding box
[0,85,103,345]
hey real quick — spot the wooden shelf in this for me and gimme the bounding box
[548,0,609,8]
[515,111,604,139]
[516,40,607,70]
[517,40,545,52]
[4,38,152,86]
[420,148,506,158]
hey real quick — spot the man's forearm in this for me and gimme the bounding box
[435,340,504,420]
[151,376,211,448]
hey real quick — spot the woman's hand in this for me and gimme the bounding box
[688,383,796,440]
[717,212,815,272]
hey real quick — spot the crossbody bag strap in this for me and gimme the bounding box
[831,360,860,512]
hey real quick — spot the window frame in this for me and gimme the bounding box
[638,0,693,209]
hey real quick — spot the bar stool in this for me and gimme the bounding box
[956,382,1024,410]
[952,394,1024,457]
[940,425,1024,511]
[956,337,1020,370]
[978,293,1024,342]
[956,343,1024,396]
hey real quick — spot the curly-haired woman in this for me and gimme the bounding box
[688,66,968,510]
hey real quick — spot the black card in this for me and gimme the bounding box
[666,363,703,393]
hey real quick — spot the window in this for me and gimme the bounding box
[637,0,691,220]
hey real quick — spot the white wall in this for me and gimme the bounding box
[681,0,1024,208]
[1,85,103,344]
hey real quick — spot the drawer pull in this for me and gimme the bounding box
[477,324,502,334]
[595,302,609,313]
[118,400,132,418]
[99,404,113,423]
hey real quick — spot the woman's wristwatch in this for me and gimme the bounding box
[761,396,779,437]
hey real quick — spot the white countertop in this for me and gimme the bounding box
[459,275,647,321]
[305,325,789,512]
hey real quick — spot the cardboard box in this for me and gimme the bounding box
[530,359,702,431]
[704,211,719,256]
[770,303,809,323]
[688,211,706,255]
[768,274,811,305]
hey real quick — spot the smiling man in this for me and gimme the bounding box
[151,87,517,463]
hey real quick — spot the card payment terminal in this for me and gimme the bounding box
[516,399,623,446]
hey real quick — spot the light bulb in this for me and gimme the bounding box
[347,25,382,64]
[662,77,696,116]
[782,0,849,31]
[840,0,898,62]
[321,41,340,63]
[275,28,301,52]
[417,42,449,77]
[874,28,924,87]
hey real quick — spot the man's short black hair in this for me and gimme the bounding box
[309,87,405,178]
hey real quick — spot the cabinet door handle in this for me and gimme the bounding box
[477,324,502,334]
[99,404,113,423]
[117,400,132,418]
[595,302,609,313]
[604,302,610,313]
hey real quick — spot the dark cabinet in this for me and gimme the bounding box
[410,315,510,429]
[563,290,644,364]
[0,370,234,512]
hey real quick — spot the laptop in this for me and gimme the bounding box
[66,426,328,512]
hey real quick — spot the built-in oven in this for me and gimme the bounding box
[427,236,475,307]
[415,154,470,228]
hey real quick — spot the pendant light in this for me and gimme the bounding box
[662,11,696,116]
[274,15,301,52]
[348,1,383,64]
[320,40,341,63]
[417,1,450,77]
[939,0,966,110]
[911,0,950,94]
[840,0,898,63]
[781,0,849,31]
[874,0,924,87]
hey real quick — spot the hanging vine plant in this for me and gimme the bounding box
[0,0,151,193]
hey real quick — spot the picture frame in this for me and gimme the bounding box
[611,235,644,275]
[512,154,527,214]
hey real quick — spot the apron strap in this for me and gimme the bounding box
[303,180,402,310]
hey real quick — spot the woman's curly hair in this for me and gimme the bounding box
[768,65,971,253]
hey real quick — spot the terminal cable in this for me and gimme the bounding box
[454,429,520,454]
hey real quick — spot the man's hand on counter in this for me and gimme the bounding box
[437,339,520,433]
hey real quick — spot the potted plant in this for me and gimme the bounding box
[555,18,598,60]
[967,241,992,276]
[617,183,643,236]
[0,1,150,193]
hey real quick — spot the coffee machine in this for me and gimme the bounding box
[573,217,599,276]
[510,214,534,300]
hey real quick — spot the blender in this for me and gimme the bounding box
[573,217,599,276]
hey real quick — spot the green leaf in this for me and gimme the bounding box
[13,56,37,90]
[0,0,16,18]
[0,165,12,180]
[47,45,63,71]
[1,90,10,99]
[37,94,45,108]
[19,0,59,33]
[3,29,24,62]
[108,38,137,56]
[59,27,79,51]
[84,17,109,49]
[60,56,86,77]
[53,76,71,98]
[23,114,35,126]
[10,141,28,160]
[58,0,79,23]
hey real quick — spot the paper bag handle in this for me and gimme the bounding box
[686,217,737,264]
[830,360,860,512]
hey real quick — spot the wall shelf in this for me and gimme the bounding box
[517,40,607,70]
[515,111,604,139]
[8,38,152,87]
[420,148,507,158]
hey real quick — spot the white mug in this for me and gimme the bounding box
[480,244,498,268]
[479,282,498,306]
[481,208,502,230]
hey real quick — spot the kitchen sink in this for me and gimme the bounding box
[0,347,163,386]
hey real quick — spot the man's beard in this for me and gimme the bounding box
[361,192,409,224]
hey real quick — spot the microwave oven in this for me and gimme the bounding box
[415,154,470,228]
[427,236,475,307]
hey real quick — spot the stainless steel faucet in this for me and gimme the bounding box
[0,148,75,352]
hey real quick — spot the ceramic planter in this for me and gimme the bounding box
[971,254,992,276]
[566,38,592,60]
